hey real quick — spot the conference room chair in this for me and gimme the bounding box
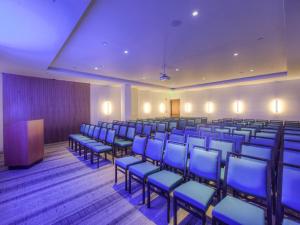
[83,127,108,160]
[283,140,300,150]
[69,124,90,149]
[72,125,95,153]
[276,163,300,225]
[212,153,272,225]
[154,131,168,142]
[186,136,206,153]
[184,128,200,137]
[147,141,188,223]
[171,128,185,135]
[209,139,235,165]
[249,136,277,148]
[112,124,120,135]
[128,138,165,203]
[284,129,300,135]
[77,126,101,156]
[169,133,186,144]
[224,126,237,134]
[282,147,300,167]
[142,124,152,137]
[114,127,136,156]
[284,134,300,142]
[173,148,221,225]
[233,129,251,142]
[115,135,147,190]
[241,127,257,136]
[157,122,167,132]
[168,121,178,132]
[222,133,245,153]
[68,123,86,148]
[135,123,143,135]
[101,122,108,128]
[89,129,116,167]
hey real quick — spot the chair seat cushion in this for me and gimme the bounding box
[283,218,300,225]
[69,134,82,139]
[147,170,183,191]
[129,162,159,179]
[212,196,265,225]
[90,145,112,153]
[174,181,215,211]
[115,156,143,169]
[84,142,103,149]
[115,138,125,142]
[115,140,133,147]
[79,139,95,145]
[73,136,90,142]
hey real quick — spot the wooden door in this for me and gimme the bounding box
[170,99,180,117]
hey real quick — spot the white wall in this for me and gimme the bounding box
[0,73,3,151]
[90,84,121,124]
[178,79,300,121]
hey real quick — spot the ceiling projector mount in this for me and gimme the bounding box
[160,64,170,81]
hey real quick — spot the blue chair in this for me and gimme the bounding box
[224,126,237,134]
[72,125,95,152]
[233,129,251,142]
[241,127,257,136]
[128,138,165,203]
[101,122,107,128]
[68,124,86,148]
[77,126,101,156]
[115,125,128,141]
[107,123,113,129]
[284,140,300,150]
[249,136,276,148]
[186,136,206,153]
[212,153,272,225]
[168,121,178,132]
[223,133,245,153]
[69,124,90,149]
[171,128,184,135]
[282,149,300,167]
[169,133,185,144]
[136,123,143,135]
[173,148,221,225]
[184,127,199,137]
[83,127,108,160]
[114,127,136,156]
[284,134,300,142]
[276,163,300,225]
[147,141,188,223]
[215,128,230,138]
[199,127,212,132]
[256,132,277,139]
[115,136,147,190]
[142,124,152,137]
[112,124,120,135]
[89,129,116,167]
[157,123,167,132]
[241,144,273,161]
[209,139,235,165]
[154,131,168,142]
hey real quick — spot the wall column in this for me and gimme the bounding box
[121,84,131,121]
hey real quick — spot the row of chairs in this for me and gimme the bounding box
[114,135,300,225]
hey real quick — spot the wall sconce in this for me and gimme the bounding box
[233,100,244,114]
[102,101,112,115]
[159,103,166,113]
[184,102,192,113]
[271,99,283,114]
[143,102,151,114]
[205,101,214,114]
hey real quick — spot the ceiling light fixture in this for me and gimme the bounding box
[94,67,99,70]
[233,52,239,56]
[250,69,254,72]
[175,68,180,72]
[192,10,199,17]
[124,50,129,54]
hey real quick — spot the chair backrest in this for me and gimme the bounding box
[87,125,95,137]
[249,136,276,148]
[126,127,136,140]
[132,135,147,155]
[215,128,230,134]
[225,154,270,199]
[224,126,237,134]
[284,134,300,141]
[209,139,234,163]
[260,129,278,133]
[98,121,103,127]
[118,126,127,138]
[99,127,108,142]
[284,130,300,135]
[283,149,300,166]
[168,121,178,131]
[151,122,157,132]
[83,124,90,135]
[101,122,107,128]
[184,129,199,137]
[157,123,166,132]
[189,147,221,183]
[187,119,195,127]
[241,144,273,161]
[178,120,187,130]
[169,133,185,144]
[106,129,116,144]
[135,123,143,135]
[143,124,152,136]
[284,140,300,150]
[154,132,167,141]
[279,164,300,213]
[187,136,206,153]
[163,141,188,171]
[223,134,245,153]
[241,127,256,136]
[92,126,101,139]
[199,127,212,132]
[233,129,251,142]
[171,128,184,135]
[145,138,164,161]
[107,123,113,129]
[80,124,85,133]
[113,124,120,135]
[256,132,277,139]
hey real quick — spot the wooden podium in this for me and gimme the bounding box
[4,119,44,168]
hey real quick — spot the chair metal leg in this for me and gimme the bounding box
[147,183,151,208]
[212,217,217,225]
[128,172,132,193]
[97,153,100,168]
[142,181,145,204]
[115,165,118,183]
[173,197,177,225]
[90,151,94,164]
[167,193,170,223]
[104,152,107,160]
[79,145,82,156]
[202,213,206,225]
[125,169,128,191]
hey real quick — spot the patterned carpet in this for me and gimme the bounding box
[0,142,204,225]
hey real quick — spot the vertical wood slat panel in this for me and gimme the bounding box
[3,74,90,146]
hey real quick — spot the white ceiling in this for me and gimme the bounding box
[0,0,291,89]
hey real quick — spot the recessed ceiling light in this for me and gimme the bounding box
[175,68,180,72]
[250,69,254,72]
[94,67,99,70]
[102,41,108,47]
[124,50,129,54]
[233,52,239,56]
[192,10,199,17]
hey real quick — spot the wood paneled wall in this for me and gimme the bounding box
[3,74,90,145]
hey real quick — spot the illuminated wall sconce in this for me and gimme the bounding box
[233,100,244,114]
[159,103,166,113]
[102,101,112,115]
[184,102,192,113]
[143,102,151,114]
[271,99,283,114]
[205,101,214,114]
